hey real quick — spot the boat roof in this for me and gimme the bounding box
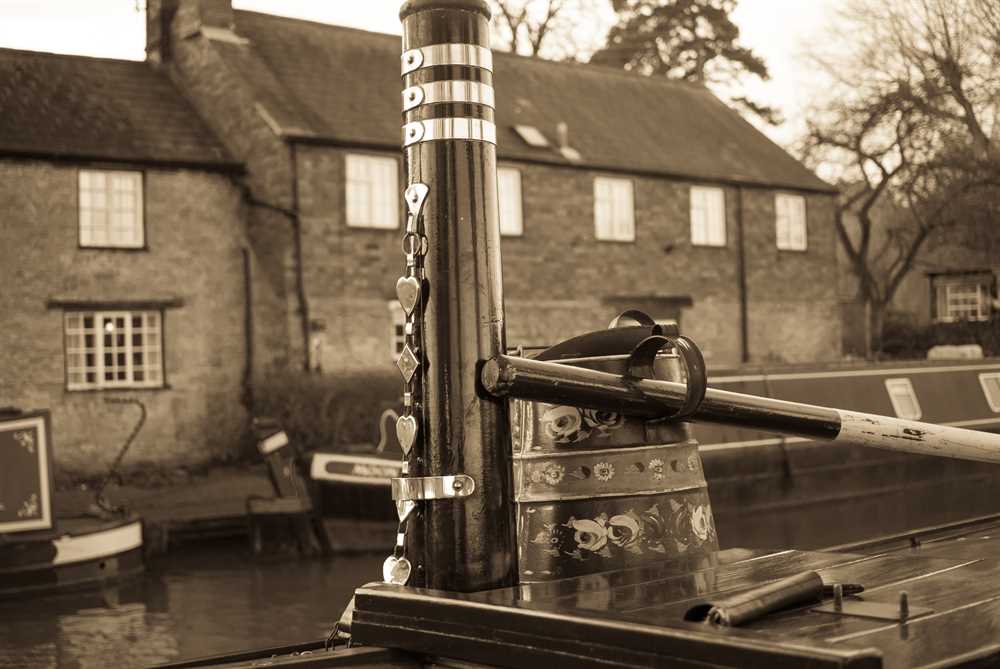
[355,513,1000,668]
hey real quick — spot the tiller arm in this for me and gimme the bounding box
[483,352,1000,465]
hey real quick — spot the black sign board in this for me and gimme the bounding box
[0,410,54,534]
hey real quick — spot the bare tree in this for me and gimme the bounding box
[802,0,1000,356]
[490,0,612,60]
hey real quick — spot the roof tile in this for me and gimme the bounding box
[233,11,832,192]
[0,48,236,169]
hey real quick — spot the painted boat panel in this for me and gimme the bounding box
[0,410,54,535]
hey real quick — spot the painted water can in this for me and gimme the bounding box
[511,353,718,581]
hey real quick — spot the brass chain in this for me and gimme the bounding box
[383,183,429,585]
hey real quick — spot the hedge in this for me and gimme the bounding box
[881,312,1000,359]
[252,369,401,454]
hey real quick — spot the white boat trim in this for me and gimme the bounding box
[712,363,1000,384]
[310,453,402,485]
[53,521,142,566]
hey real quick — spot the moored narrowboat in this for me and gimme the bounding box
[0,409,144,598]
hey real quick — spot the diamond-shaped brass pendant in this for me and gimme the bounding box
[396,344,419,383]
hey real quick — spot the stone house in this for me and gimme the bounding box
[146,0,841,372]
[0,48,249,474]
[1,1,842,472]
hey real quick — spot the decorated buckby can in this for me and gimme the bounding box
[511,351,718,582]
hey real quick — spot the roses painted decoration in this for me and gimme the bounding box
[540,405,625,444]
[13,430,35,454]
[526,496,716,572]
[528,462,566,486]
[519,451,704,497]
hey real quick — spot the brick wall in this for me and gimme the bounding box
[0,160,248,475]
[291,148,840,370]
[743,190,842,363]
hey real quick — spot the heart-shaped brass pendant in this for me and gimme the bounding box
[382,555,412,585]
[396,415,418,456]
[396,276,420,316]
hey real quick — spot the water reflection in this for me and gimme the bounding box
[0,542,382,668]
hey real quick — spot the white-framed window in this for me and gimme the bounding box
[935,281,990,322]
[388,302,406,358]
[979,373,1000,413]
[775,193,807,251]
[64,311,163,390]
[885,378,921,420]
[498,167,523,237]
[690,186,726,246]
[78,170,144,248]
[594,177,634,242]
[346,154,398,229]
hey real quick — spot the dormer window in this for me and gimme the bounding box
[78,170,144,248]
[513,125,550,148]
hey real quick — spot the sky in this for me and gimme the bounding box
[0,0,840,148]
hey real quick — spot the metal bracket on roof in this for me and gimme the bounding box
[812,598,932,622]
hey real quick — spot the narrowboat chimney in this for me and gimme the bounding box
[394,0,517,592]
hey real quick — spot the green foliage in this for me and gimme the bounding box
[252,369,400,454]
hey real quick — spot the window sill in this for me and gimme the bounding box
[65,384,172,394]
[345,224,400,232]
[934,317,991,324]
[776,246,808,253]
[595,237,636,244]
[78,244,148,252]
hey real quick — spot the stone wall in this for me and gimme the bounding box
[0,160,248,475]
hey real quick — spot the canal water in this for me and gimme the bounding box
[0,543,382,668]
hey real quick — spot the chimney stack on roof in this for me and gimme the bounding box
[555,122,582,163]
[146,0,238,65]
